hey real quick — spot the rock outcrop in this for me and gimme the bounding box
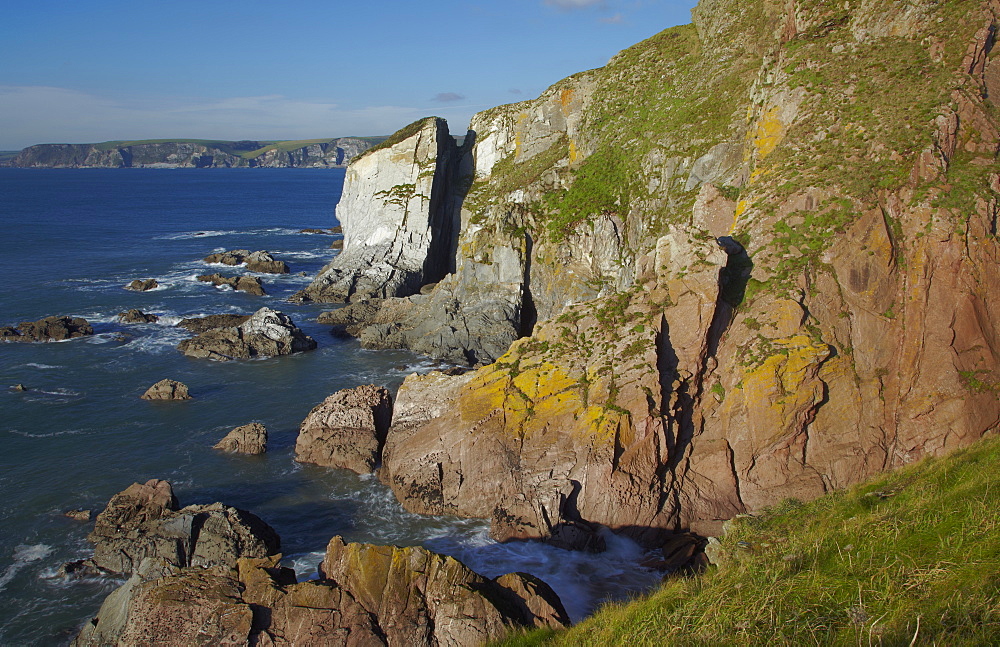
[214,423,268,454]
[177,307,316,360]
[74,537,568,647]
[11,137,376,169]
[197,273,266,296]
[294,117,469,302]
[203,249,289,274]
[139,379,191,401]
[176,313,250,333]
[341,0,1000,547]
[295,385,392,474]
[0,316,94,342]
[125,279,158,291]
[117,309,159,324]
[83,479,279,576]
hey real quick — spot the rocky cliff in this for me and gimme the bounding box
[320,0,1000,547]
[10,137,376,168]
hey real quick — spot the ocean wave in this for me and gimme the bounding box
[17,363,63,370]
[9,428,86,438]
[155,227,306,241]
[0,544,53,592]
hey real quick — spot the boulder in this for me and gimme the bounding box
[203,249,289,274]
[117,309,159,324]
[1,316,94,342]
[214,422,267,455]
[196,273,266,296]
[65,509,91,522]
[140,379,191,401]
[175,313,250,334]
[294,385,392,474]
[85,478,279,576]
[177,307,317,361]
[74,539,568,646]
[125,279,158,291]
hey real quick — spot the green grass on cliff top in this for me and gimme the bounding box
[498,435,1000,646]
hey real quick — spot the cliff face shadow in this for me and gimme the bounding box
[423,126,476,285]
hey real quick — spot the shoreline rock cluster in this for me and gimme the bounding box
[1,316,94,342]
[177,307,316,361]
[70,480,569,646]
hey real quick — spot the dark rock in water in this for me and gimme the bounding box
[1,316,94,342]
[203,249,289,274]
[117,309,159,324]
[214,423,267,455]
[329,239,343,250]
[85,478,279,576]
[140,379,191,401]
[176,313,250,334]
[197,273,266,296]
[125,278,158,291]
[177,307,316,360]
[12,383,28,391]
[73,537,567,647]
[65,509,91,522]
[295,385,392,474]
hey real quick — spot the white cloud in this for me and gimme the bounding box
[600,12,624,23]
[0,85,439,149]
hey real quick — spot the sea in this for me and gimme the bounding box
[0,168,661,645]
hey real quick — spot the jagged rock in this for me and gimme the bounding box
[294,385,392,474]
[125,279,158,291]
[0,316,94,342]
[203,250,289,274]
[175,313,250,333]
[214,423,267,455]
[197,273,266,296]
[74,539,568,647]
[177,307,316,361]
[117,309,159,324]
[65,509,91,522]
[140,379,191,401]
[85,478,279,576]
[294,117,468,303]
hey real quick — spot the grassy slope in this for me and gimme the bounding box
[498,435,1000,645]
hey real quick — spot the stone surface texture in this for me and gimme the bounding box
[214,422,268,455]
[139,379,191,401]
[295,385,392,474]
[0,316,94,342]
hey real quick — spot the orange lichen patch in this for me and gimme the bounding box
[512,362,577,402]
[731,198,750,232]
[560,87,575,116]
[569,139,580,165]
[754,105,785,160]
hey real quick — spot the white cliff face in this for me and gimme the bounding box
[299,118,462,302]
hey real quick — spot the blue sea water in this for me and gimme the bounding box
[0,168,661,645]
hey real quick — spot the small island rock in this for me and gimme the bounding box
[125,279,158,291]
[1,316,94,342]
[177,307,316,361]
[197,273,266,296]
[176,313,250,334]
[117,309,159,324]
[295,385,392,474]
[214,423,267,455]
[203,249,289,274]
[140,379,191,401]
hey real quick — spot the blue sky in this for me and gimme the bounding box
[0,0,698,150]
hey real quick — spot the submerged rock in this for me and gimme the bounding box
[117,309,159,324]
[214,422,268,455]
[294,385,392,474]
[196,273,266,296]
[0,316,94,342]
[177,307,316,360]
[125,278,158,291]
[140,379,191,401]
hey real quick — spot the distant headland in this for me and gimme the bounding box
[0,137,387,169]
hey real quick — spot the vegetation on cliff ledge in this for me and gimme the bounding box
[499,434,1000,645]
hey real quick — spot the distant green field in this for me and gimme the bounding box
[0,151,20,162]
[85,137,388,159]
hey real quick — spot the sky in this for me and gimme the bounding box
[0,0,699,150]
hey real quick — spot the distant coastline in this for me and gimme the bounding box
[2,136,387,169]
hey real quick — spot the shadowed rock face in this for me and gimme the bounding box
[0,316,94,342]
[177,307,316,360]
[295,385,393,474]
[73,538,568,647]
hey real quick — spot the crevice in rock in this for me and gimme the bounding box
[520,232,538,338]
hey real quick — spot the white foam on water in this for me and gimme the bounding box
[0,544,53,592]
[287,551,326,581]
[18,363,63,370]
[155,230,232,240]
[9,428,86,438]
